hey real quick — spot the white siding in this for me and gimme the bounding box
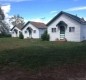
[48,14,81,42]
[11,27,21,37]
[22,23,40,39]
[80,25,86,41]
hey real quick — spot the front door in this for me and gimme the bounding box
[60,26,65,40]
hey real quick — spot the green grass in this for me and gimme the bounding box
[0,38,86,70]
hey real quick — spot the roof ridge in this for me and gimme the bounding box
[47,11,86,26]
[63,12,86,23]
[30,21,45,24]
[22,21,46,30]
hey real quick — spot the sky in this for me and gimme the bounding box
[1,0,86,24]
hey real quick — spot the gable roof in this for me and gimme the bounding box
[22,21,47,30]
[46,11,86,26]
[11,23,24,31]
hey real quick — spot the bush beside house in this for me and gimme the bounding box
[19,32,24,39]
[41,30,50,41]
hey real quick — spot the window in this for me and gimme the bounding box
[33,30,36,33]
[25,30,27,33]
[69,27,75,32]
[52,28,56,32]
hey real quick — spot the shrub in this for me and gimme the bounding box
[41,30,50,41]
[0,33,11,38]
[19,32,24,39]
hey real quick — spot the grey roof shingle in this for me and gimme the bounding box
[46,11,86,26]
[22,21,47,30]
[11,23,24,31]
[11,21,47,31]
[16,23,24,30]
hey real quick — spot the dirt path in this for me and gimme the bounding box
[0,64,86,80]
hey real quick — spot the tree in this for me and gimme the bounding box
[0,21,10,34]
[0,6,10,36]
[0,6,5,20]
[9,14,25,26]
[41,30,50,41]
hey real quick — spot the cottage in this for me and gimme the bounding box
[47,11,86,42]
[11,23,23,37]
[22,21,47,39]
[11,21,47,39]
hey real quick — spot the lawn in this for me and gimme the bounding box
[0,38,86,80]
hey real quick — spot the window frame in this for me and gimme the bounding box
[52,28,56,33]
[69,27,75,32]
[33,30,36,33]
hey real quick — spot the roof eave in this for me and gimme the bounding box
[46,11,64,26]
[21,21,30,30]
[10,26,16,31]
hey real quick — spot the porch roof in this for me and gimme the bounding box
[56,21,68,27]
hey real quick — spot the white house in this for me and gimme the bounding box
[47,11,86,42]
[22,21,47,39]
[11,23,23,37]
[11,21,47,39]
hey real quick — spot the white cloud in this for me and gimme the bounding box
[24,19,29,23]
[1,5,10,14]
[1,4,13,28]
[84,17,86,21]
[50,11,58,14]
[66,6,86,11]
[1,4,11,18]
[0,0,32,2]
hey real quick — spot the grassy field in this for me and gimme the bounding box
[0,38,86,69]
[0,38,86,80]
